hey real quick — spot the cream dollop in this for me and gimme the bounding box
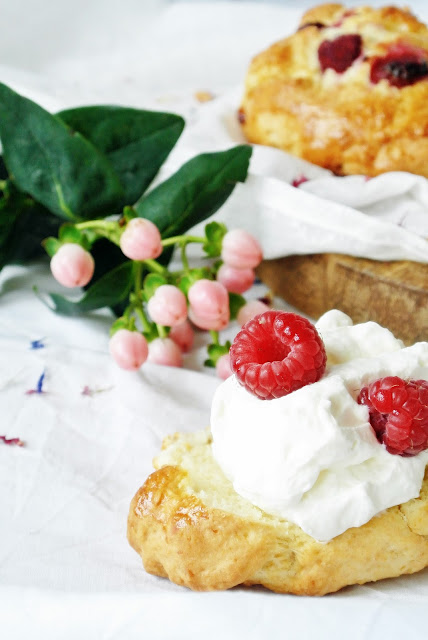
[211,310,428,542]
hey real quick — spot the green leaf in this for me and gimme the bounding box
[123,205,137,222]
[110,316,132,336]
[134,145,252,238]
[58,223,85,245]
[203,221,227,257]
[228,292,246,320]
[45,260,134,316]
[42,236,61,258]
[0,156,8,180]
[58,106,185,205]
[204,341,231,367]
[0,191,25,264]
[44,225,90,259]
[176,267,212,296]
[176,273,194,296]
[0,185,60,270]
[0,82,125,221]
[86,238,130,316]
[143,272,168,300]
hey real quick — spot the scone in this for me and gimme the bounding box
[239,3,428,177]
[128,310,428,595]
[128,430,428,596]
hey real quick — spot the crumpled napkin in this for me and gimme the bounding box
[164,87,428,264]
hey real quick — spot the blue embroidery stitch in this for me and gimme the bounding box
[30,339,45,350]
[26,371,46,395]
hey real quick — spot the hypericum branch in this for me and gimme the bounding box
[46,217,265,378]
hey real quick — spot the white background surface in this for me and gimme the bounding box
[1,2,428,639]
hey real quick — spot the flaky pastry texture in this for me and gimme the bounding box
[127,429,428,595]
[239,3,428,177]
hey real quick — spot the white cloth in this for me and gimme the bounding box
[1,2,428,639]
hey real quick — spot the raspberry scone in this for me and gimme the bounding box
[128,310,428,595]
[238,3,428,177]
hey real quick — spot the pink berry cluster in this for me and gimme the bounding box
[48,215,268,378]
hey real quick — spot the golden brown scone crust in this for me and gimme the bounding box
[239,4,428,177]
[127,430,428,595]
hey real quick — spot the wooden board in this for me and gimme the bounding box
[257,254,428,345]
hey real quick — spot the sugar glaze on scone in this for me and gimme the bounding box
[239,4,428,177]
[128,311,428,595]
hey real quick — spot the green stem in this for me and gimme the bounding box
[75,219,120,244]
[143,259,168,275]
[181,243,189,271]
[132,262,152,333]
[134,261,143,295]
[123,304,132,321]
[161,234,205,247]
[75,219,117,231]
[134,305,152,333]
[209,330,219,345]
[157,324,168,339]
[160,235,205,272]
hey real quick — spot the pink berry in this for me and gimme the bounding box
[147,285,187,327]
[50,243,95,288]
[109,329,148,371]
[216,263,255,294]
[237,299,270,327]
[148,337,183,367]
[221,229,263,270]
[188,279,229,320]
[216,353,233,380]
[120,218,162,261]
[169,319,195,352]
[230,311,327,400]
[188,308,230,331]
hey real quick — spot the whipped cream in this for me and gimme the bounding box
[211,310,428,542]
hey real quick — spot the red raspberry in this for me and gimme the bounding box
[357,377,428,456]
[229,311,327,401]
[318,34,362,74]
[370,42,428,88]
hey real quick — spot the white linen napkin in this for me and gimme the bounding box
[165,88,428,263]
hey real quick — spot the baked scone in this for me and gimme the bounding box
[128,310,428,595]
[127,429,428,595]
[239,3,428,177]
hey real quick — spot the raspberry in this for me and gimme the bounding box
[357,377,428,456]
[318,34,362,74]
[370,42,428,87]
[229,311,327,400]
